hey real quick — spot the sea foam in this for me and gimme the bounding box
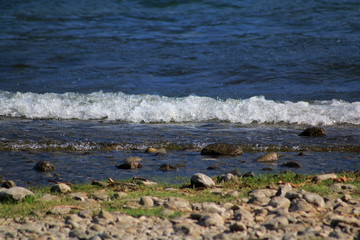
[0,91,359,125]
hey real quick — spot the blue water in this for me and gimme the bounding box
[0,0,359,186]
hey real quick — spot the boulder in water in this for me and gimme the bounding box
[299,127,326,137]
[34,161,55,172]
[201,143,243,156]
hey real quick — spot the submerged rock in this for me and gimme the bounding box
[160,164,179,171]
[125,156,142,163]
[280,161,301,168]
[145,147,167,154]
[256,152,279,162]
[191,173,216,188]
[201,143,243,156]
[299,127,326,137]
[34,161,55,172]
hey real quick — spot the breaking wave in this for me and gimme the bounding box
[0,91,359,125]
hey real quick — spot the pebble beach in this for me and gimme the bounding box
[0,171,358,240]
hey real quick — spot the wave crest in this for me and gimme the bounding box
[0,91,359,125]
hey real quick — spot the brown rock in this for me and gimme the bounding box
[34,161,55,172]
[201,143,243,156]
[256,152,279,162]
[116,162,143,169]
[280,161,301,168]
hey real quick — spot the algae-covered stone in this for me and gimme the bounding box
[34,161,55,172]
[256,152,279,162]
[299,127,326,137]
[201,143,243,156]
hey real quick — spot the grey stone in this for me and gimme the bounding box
[98,210,114,220]
[256,152,279,162]
[268,196,291,209]
[50,183,71,194]
[199,213,224,227]
[140,196,154,207]
[220,173,237,182]
[303,192,325,208]
[190,173,216,188]
[289,199,314,212]
[164,197,192,211]
[276,183,293,197]
[0,186,34,201]
[313,173,337,182]
[262,216,289,230]
[330,183,357,192]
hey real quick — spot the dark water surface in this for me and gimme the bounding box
[0,0,359,186]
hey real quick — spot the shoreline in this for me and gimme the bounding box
[0,172,359,239]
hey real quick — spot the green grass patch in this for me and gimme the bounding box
[0,172,358,219]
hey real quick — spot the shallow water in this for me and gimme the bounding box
[0,0,359,186]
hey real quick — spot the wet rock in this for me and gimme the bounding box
[125,156,142,163]
[297,151,306,156]
[145,147,167,154]
[256,152,279,162]
[159,164,178,171]
[116,162,143,169]
[313,173,337,182]
[0,187,34,202]
[207,166,221,170]
[299,127,326,137]
[280,161,301,168]
[191,173,216,188]
[200,143,243,156]
[1,180,16,189]
[50,183,72,194]
[34,161,55,172]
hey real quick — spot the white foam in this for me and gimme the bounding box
[0,91,359,125]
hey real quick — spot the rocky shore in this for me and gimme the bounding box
[0,172,358,240]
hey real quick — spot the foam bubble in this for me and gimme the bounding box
[0,91,359,125]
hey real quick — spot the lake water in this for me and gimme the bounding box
[1,0,359,186]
